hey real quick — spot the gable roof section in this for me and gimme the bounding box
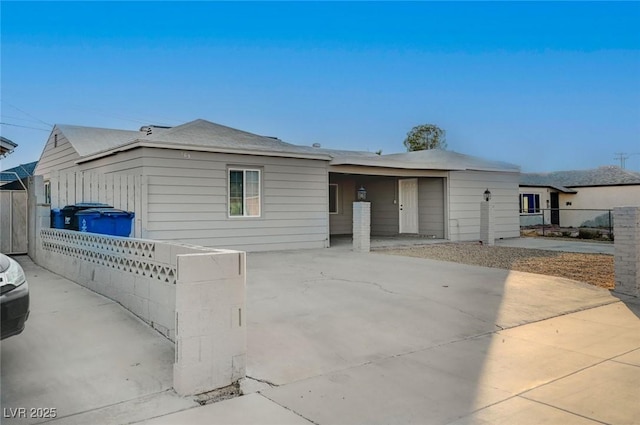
[51,119,521,172]
[56,124,165,157]
[521,166,640,188]
[74,119,332,162]
[146,119,331,158]
[330,149,520,173]
[0,161,38,182]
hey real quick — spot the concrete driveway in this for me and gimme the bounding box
[237,247,639,425]
[3,245,639,425]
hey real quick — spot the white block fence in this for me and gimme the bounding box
[30,172,246,396]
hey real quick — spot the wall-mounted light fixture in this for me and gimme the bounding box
[483,188,492,202]
[357,186,367,201]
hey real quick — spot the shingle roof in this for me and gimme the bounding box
[146,119,331,159]
[331,149,520,173]
[521,166,640,188]
[54,119,519,172]
[59,119,332,161]
[0,161,38,182]
[56,124,167,157]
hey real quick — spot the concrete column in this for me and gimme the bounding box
[614,207,640,297]
[480,201,495,246]
[353,201,371,253]
[173,250,247,395]
[27,175,48,263]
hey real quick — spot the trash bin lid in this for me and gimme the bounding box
[62,203,113,211]
[76,208,133,217]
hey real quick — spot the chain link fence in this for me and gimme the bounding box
[520,208,614,240]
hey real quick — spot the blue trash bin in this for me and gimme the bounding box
[50,209,64,229]
[76,208,135,237]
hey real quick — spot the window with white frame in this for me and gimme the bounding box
[520,193,540,214]
[44,181,51,204]
[229,168,261,217]
[329,184,338,214]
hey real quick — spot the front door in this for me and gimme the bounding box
[399,179,418,233]
[550,192,560,225]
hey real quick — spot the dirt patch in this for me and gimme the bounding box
[379,243,614,289]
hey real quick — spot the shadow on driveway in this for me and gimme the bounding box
[245,247,636,425]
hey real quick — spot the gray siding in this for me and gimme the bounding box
[34,130,81,179]
[329,177,355,235]
[78,148,145,174]
[368,178,398,236]
[138,148,329,252]
[448,170,520,241]
[418,178,445,238]
[329,176,445,238]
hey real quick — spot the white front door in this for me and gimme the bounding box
[399,178,418,233]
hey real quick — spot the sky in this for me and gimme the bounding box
[1,1,639,173]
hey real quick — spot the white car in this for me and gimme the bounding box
[0,254,29,340]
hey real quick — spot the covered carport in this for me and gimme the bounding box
[327,149,521,244]
[328,170,446,239]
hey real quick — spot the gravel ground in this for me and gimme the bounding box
[379,242,614,289]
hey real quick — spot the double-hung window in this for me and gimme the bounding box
[229,168,261,217]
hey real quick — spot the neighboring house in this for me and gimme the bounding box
[1,136,18,158]
[35,119,521,251]
[0,161,38,190]
[520,166,640,228]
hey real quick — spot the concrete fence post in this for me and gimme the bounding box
[173,250,247,396]
[353,201,371,253]
[480,200,495,246]
[27,175,48,263]
[614,207,640,297]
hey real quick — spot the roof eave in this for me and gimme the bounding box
[75,140,333,164]
[519,183,578,194]
[330,158,519,173]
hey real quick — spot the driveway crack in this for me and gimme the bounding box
[245,375,279,387]
[318,272,403,296]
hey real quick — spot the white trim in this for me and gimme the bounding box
[329,183,339,214]
[228,168,262,218]
[76,140,332,164]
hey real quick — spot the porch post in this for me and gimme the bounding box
[353,201,371,253]
[480,198,495,246]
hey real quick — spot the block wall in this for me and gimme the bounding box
[614,207,640,297]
